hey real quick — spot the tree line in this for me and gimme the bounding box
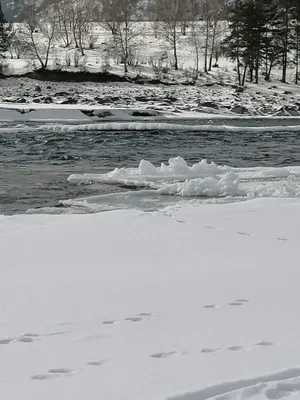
[0,0,300,85]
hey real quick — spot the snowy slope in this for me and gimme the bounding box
[1,198,300,400]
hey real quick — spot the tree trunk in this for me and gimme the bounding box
[208,22,217,71]
[173,30,178,70]
[237,57,241,85]
[242,64,247,86]
[204,21,209,73]
[296,31,299,84]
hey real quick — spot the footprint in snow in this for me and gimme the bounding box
[255,341,275,347]
[0,338,15,345]
[87,360,110,367]
[32,368,76,380]
[229,299,250,306]
[228,345,244,352]
[150,351,185,359]
[102,320,117,325]
[201,348,220,354]
[17,334,41,343]
[125,313,153,323]
[203,304,218,309]
[276,237,289,242]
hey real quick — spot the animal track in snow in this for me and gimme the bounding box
[276,237,289,242]
[44,331,70,337]
[125,313,153,323]
[48,368,74,374]
[125,317,143,322]
[204,299,250,309]
[102,320,117,325]
[202,225,291,243]
[200,341,275,356]
[17,336,39,343]
[32,368,76,380]
[255,341,275,347]
[237,231,253,237]
[31,374,60,380]
[201,348,220,354]
[150,351,185,359]
[203,304,218,309]
[229,299,249,306]
[0,338,14,344]
[87,360,110,367]
[228,345,243,352]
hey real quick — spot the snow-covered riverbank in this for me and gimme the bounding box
[1,77,300,116]
[1,198,300,400]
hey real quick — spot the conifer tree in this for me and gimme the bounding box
[0,0,9,56]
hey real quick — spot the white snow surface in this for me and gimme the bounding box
[1,198,300,400]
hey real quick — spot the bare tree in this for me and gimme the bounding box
[52,0,72,47]
[22,4,58,69]
[7,24,30,59]
[65,0,95,55]
[102,0,142,73]
[188,0,227,73]
[155,0,188,70]
[189,0,202,71]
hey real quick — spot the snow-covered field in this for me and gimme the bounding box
[1,198,300,400]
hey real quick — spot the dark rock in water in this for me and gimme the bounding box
[231,105,248,114]
[199,101,219,109]
[284,90,292,95]
[32,98,41,103]
[35,85,42,92]
[131,110,159,117]
[61,98,78,104]
[46,86,51,89]
[16,98,27,103]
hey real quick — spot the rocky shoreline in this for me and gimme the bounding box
[1,76,300,116]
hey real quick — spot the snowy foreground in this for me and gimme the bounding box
[1,198,300,400]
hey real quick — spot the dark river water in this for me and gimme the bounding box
[1,125,300,214]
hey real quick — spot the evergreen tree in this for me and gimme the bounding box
[259,0,281,81]
[275,0,295,82]
[222,0,249,85]
[0,0,9,56]
[291,0,300,83]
